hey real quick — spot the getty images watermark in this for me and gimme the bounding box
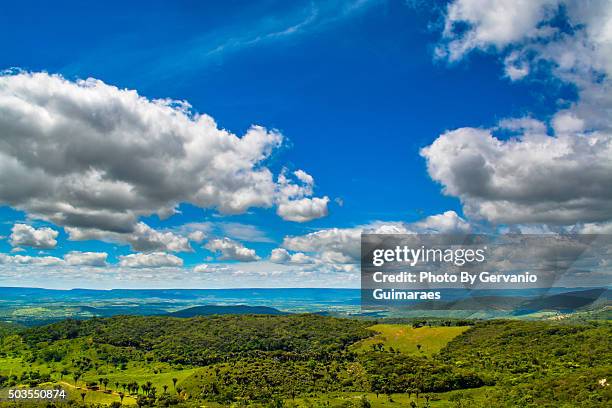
[361,234,611,311]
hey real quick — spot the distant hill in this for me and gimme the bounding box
[168,305,288,317]
[514,287,609,315]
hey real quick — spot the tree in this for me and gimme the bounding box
[172,377,178,390]
[72,372,81,387]
[119,392,125,405]
[163,384,168,394]
[80,392,86,403]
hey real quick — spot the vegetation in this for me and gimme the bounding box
[351,324,470,356]
[0,314,609,407]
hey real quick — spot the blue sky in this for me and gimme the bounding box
[0,0,610,288]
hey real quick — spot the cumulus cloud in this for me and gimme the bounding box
[269,248,314,264]
[0,72,329,238]
[275,169,329,222]
[8,255,64,266]
[437,1,612,87]
[205,238,260,261]
[280,211,470,266]
[427,1,612,226]
[118,252,183,268]
[9,224,58,249]
[437,0,559,62]
[421,126,612,224]
[411,210,472,233]
[276,196,330,222]
[187,230,207,243]
[64,251,108,267]
[66,222,191,252]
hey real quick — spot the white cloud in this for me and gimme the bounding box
[437,0,560,61]
[276,196,330,222]
[193,263,231,273]
[280,211,470,266]
[421,126,612,224]
[66,222,191,252]
[64,251,108,267]
[293,169,314,185]
[119,252,183,268]
[275,169,329,222]
[10,255,64,266]
[174,222,213,243]
[503,51,530,80]
[411,210,472,233]
[0,72,328,237]
[269,248,314,264]
[205,238,260,261]
[125,223,191,252]
[428,1,612,226]
[9,224,58,249]
[283,227,362,263]
[579,221,612,235]
[270,248,291,263]
[187,230,207,243]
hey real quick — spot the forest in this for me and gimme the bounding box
[0,314,610,407]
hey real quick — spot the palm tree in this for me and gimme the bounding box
[80,392,86,403]
[163,384,168,394]
[172,377,178,390]
[118,392,125,405]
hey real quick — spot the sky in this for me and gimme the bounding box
[0,0,610,289]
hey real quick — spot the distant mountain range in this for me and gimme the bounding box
[513,288,608,315]
[0,286,609,325]
[402,288,609,316]
[168,305,288,317]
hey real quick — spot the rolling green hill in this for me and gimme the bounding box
[0,315,609,407]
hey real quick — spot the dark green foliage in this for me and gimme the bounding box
[438,320,612,406]
[0,322,23,338]
[22,314,371,365]
[439,320,611,375]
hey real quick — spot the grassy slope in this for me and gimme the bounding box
[351,324,470,356]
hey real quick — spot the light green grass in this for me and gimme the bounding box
[351,324,470,356]
[79,366,198,398]
[0,357,26,375]
[0,356,195,406]
[57,381,137,405]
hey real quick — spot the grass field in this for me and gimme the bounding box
[351,324,470,356]
[0,355,193,406]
